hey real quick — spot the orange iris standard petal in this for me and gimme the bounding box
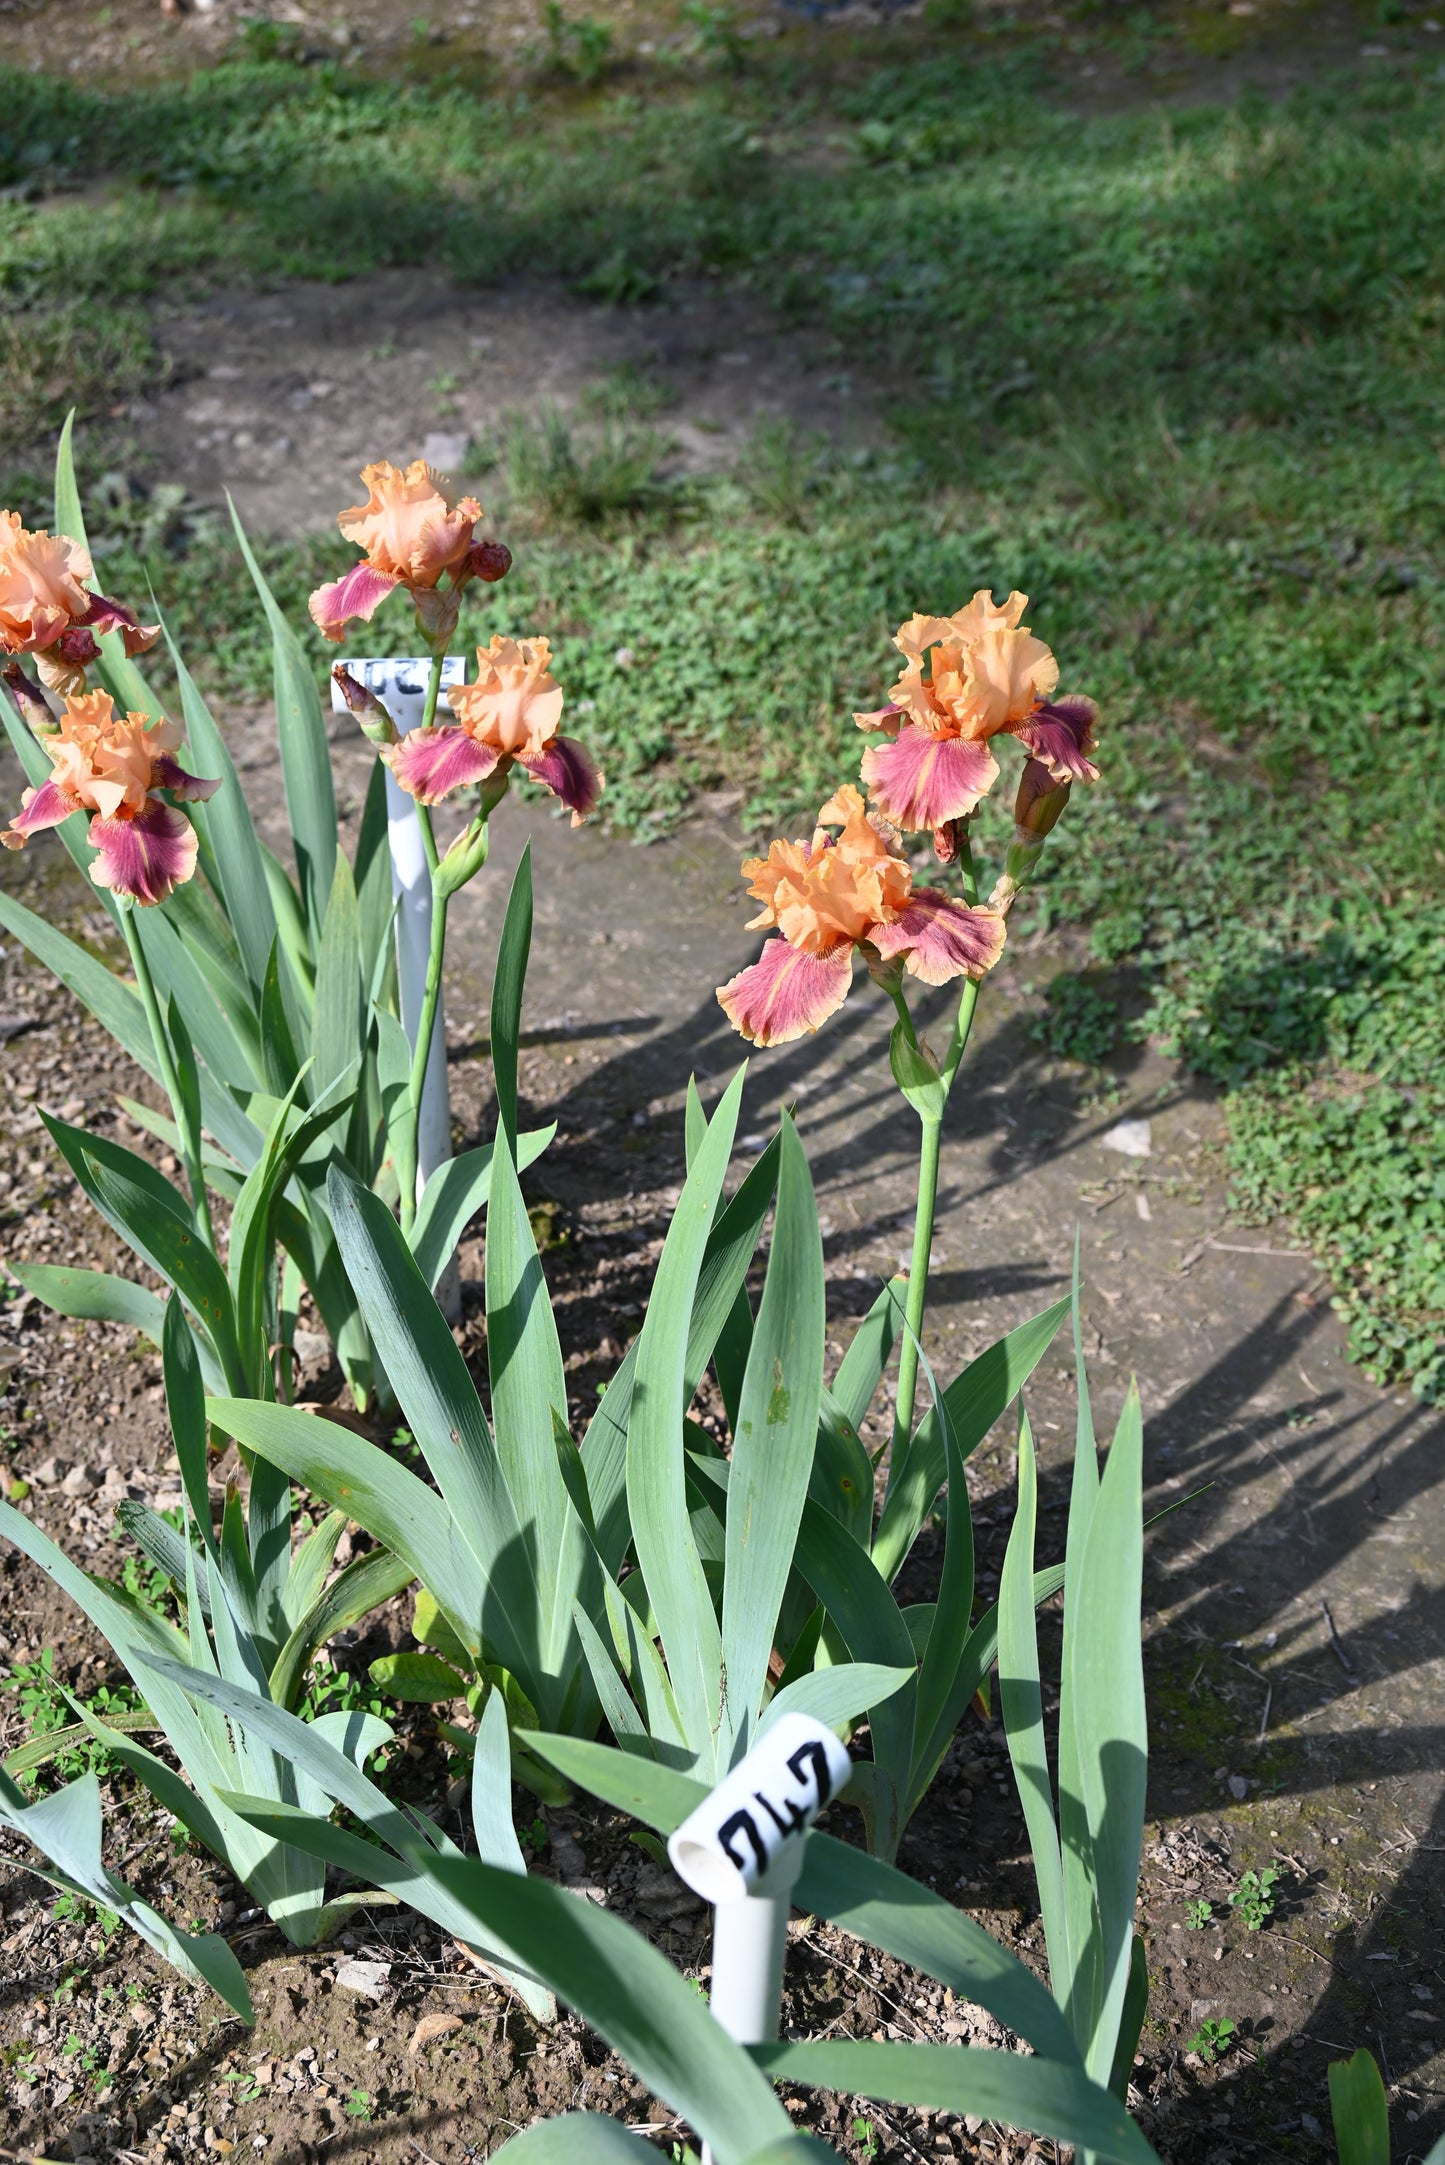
[0,522,94,653]
[742,784,914,955]
[448,635,565,761]
[336,460,482,588]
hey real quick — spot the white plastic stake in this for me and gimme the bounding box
[331,656,465,1313]
[668,1715,852,2163]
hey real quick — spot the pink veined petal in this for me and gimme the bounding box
[81,591,161,656]
[860,725,999,831]
[716,938,853,1047]
[870,888,1006,986]
[307,562,402,644]
[380,724,501,806]
[3,777,74,845]
[151,754,222,804]
[88,796,198,906]
[1010,695,1100,784]
[517,735,603,826]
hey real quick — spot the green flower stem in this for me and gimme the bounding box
[884,839,987,1474]
[886,982,919,1047]
[398,650,450,1235]
[122,907,213,1247]
[414,649,446,878]
[890,1110,941,1471]
[940,977,981,1093]
[416,801,440,880]
[400,879,446,1237]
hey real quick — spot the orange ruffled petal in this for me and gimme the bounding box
[0,520,94,654]
[336,460,482,588]
[448,635,564,761]
[742,784,912,954]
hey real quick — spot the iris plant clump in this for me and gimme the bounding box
[0,424,1163,2165]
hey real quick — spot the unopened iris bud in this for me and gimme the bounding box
[864,947,907,995]
[331,664,398,747]
[433,812,491,901]
[989,756,1075,914]
[1014,756,1071,840]
[2,661,59,735]
[468,538,512,584]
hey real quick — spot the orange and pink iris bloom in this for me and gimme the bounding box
[1,689,218,905]
[0,512,159,695]
[857,589,1099,835]
[717,785,1005,1047]
[309,460,505,643]
[382,634,602,825]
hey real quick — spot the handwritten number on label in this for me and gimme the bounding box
[715,1743,837,1880]
[787,1740,835,1808]
[718,1809,770,1878]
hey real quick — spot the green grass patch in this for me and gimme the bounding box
[1,33,1442,1394]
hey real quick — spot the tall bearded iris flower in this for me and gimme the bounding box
[0,513,159,697]
[381,634,602,826]
[1,689,218,905]
[717,786,1004,1047]
[857,589,1099,852]
[308,460,511,646]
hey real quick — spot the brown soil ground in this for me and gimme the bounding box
[2,6,1445,2163]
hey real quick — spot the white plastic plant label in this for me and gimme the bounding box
[331,657,467,1316]
[329,654,466,729]
[330,655,466,1179]
[667,1713,852,1904]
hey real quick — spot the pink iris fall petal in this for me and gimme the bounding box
[860,724,1000,831]
[1011,694,1100,784]
[381,724,501,806]
[307,561,402,644]
[519,735,602,826]
[871,888,1006,986]
[151,754,221,804]
[88,797,199,906]
[80,591,160,657]
[0,777,74,848]
[716,938,853,1048]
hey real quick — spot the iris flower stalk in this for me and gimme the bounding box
[881,827,984,1474]
[321,459,600,1233]
[720,586,1100,1488]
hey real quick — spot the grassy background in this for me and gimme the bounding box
[1,11,1442,1396]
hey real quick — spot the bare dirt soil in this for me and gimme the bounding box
[117,271,881,540]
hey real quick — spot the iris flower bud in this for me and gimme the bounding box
[2,661,59,736]
[331,664,399,747]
